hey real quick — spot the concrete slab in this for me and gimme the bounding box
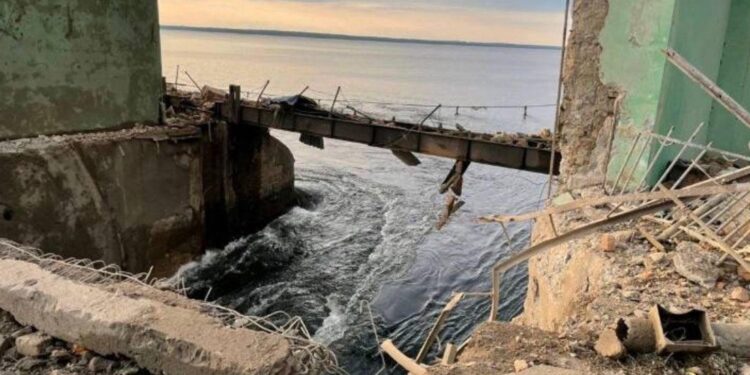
[0,259,296,375]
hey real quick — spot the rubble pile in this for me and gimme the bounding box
[0,311,147,375]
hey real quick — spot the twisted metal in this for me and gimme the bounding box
[0,239,347,375]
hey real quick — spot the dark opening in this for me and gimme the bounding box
[658,306,706,343]
[2,207,12,221]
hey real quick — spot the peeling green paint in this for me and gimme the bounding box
[598,0,750,190]
[0,1,162,139]
[599,0,676,188]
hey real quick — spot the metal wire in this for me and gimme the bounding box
[0,239,347,375]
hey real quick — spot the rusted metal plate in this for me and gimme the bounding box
[372,127,420,150]
[332,121,375,143]
[470,142,525,170]
[211,101,561,175]
[419,134,469,159]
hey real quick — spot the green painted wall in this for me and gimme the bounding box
[599,0,676,188]
[654,0,732,165]
[0,1,162,139]
[708,0,750,154]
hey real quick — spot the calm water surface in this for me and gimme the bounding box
[162,29,560,373]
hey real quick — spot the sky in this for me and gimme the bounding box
[158,0,567,46]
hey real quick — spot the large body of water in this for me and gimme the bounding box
[162,29,560,373]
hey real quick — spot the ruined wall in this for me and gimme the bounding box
[557,0,618,190]
[0,128,204,275]
[708,0,750,154]
[0,1,162,139]
[0,126,296,276]
[203,125,296,249]
[522,0,675,329]
[559,0,677,190]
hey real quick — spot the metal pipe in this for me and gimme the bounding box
[634,127,675,190]
[330,86,341,115]
[651,122,706,192]
[611,133,643,194]
[671,142,711,190]
[256,80,270,105]
[618,133,652,194]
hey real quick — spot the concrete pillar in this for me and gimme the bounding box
[0,1,162,139]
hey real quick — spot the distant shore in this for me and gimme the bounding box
[161,25,560,50]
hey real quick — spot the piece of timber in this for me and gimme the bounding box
[214,102,560,174]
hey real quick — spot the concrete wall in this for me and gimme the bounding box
[558,0,675,189]
[559,0,749,191]
[600,0,676,188]
[0,1,162,139]
[0,126,296,276]
[0,128,204,275]
[708,0,750,154]
[654,0,732,167]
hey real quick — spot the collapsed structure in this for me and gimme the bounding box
[394,1,750,374]
[0,1,296,277]
[1,0,749,374]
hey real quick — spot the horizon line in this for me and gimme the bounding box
[161,25,562,50]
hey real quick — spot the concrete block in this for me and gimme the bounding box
[15,332,52,357]
[0,259,297,375]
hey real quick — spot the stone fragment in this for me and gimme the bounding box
[89,356,118,373]
[730,287,750,302]
[685,367,703,375]
[117,367,143,375]
[647,252,667,266]
[0,335,12,353]
[600,234,616,252]
[741,364,750,375]
[15,357,47,371]
[15,332,52,357]
[50,348,73,363]
[594,329,626,359]
[672,242,720,288]
[739,267,750,282]
[514,359,530,372]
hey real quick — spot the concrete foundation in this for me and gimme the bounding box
[0,258,296,375]
[0,124,295,276]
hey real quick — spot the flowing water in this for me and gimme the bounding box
[162,29,560,373]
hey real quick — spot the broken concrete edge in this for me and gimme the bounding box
[0,258,323,375]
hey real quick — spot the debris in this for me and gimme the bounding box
[647,252,667,267]
[89,356,118,372]
[416,293,465,363]
[16,357,48,371]
[739,267,750,282]
[200,85,227,103]
[594,328,626,359]
[380,340,427,375]
[711,323,750,359]
[600,234,617,252]
[441,343,457,365]
[638,226,666,252]
[0,334,12,353]
[649,305,717,354]
[616,318,655,354]
[514,359,530,372]
[672,242,720,289]
[391,150,420,166]
[730,287,750,302]
[685,366,704,375]
[15,332,52,357]
[50,348,73,363]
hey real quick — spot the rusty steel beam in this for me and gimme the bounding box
[214,101,560,175]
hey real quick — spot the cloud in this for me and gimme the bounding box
[158,0,565,46]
